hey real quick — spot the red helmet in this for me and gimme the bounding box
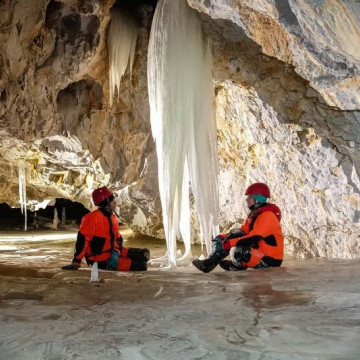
[92,186,113,206]
[245,183,270,198]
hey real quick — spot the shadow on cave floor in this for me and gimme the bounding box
[0,229,360,359]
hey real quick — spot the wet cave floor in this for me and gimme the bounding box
[0,229,360,360]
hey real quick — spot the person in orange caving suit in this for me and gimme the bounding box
[61,187,150,272]
[192,182,284,273]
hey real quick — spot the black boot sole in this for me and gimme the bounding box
[192,259,216,273]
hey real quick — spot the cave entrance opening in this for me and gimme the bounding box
[111,0,158,20]
[0,200,90,231]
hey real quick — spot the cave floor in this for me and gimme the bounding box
[0,230,359,360]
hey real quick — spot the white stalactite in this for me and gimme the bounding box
[108,8,138,106]
[148,0,220,266]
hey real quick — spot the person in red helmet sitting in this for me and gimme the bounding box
[61,186,150,272]
[192,182,284,273]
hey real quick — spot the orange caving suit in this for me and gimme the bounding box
[225,204,284,268]
[71,208,132,271]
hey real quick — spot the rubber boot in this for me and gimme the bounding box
[142,248,151,262]
[127,248,150,263]
[192,236,229,273]
[130,261,147,271]
[219,260,248,271]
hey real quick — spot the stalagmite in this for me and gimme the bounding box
[61,207,66,227]
[34,212,38,229]
[53,208,59,230]
[148,0,220,266]
[107,8,138,106]
[90,262,99,282]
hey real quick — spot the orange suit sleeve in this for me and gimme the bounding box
[229,212,279,248]
[72,212,97,264]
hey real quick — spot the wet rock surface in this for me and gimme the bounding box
[0,232,360,359]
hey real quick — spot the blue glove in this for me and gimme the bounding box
[107,250,119,270]
[212,236,229,256]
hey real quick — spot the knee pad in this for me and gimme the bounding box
[211,236,229,257]
[233,246,252,263]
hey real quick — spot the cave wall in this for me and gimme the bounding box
[0,0,158,216]
[0,0,359,258]
[192,0,360,258]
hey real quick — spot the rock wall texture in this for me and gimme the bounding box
[0,0,159,227]
[0,0,359,258]
[192,0,360,258]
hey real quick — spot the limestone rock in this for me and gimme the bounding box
[0,0,156,214]
[191,0,360,258]
[189,0,360,110]
[1,0,360,259]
